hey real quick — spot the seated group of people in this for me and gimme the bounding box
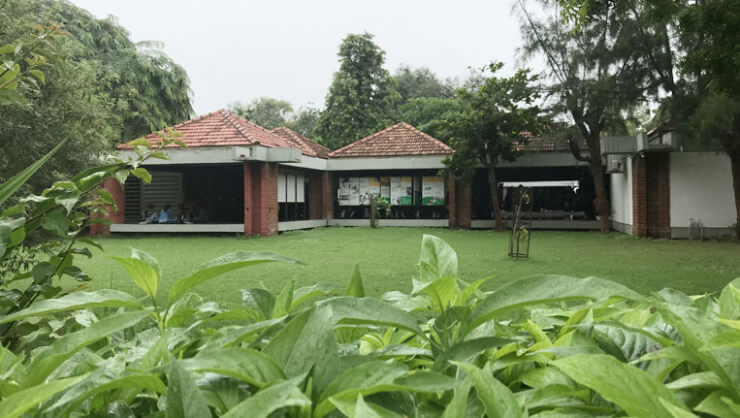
[140,204,208,224]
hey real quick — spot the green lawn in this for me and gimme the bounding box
[76,227,740,308]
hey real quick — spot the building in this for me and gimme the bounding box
[606,130,736,239]
[96,110,684,236]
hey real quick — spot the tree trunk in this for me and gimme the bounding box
[487,162,503,231]
[730,150,740,241]
[589,154,610,233]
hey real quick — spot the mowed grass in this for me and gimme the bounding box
[76,227,740,308]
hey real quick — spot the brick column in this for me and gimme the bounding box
[308,172,322,220]
[632,156,647,237]
[448,172,457,227]
[256,162,279,236]
[90,178,125,236]
[321,172,333,220]
[455,179,472,229]
[646,153,671,238]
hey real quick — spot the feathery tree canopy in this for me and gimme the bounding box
[441,63,545,231]
[314,33,400,149]
[0,0,193,192]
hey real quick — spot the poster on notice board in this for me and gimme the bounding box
[422,176,445,206]
[390,176,413,206]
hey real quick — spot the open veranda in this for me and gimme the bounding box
[77,227,740,307]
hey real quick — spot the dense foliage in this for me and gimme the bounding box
[314,33,400,149]
[1,224,739,416]
[0,0,193,191]
[441,63,544,231]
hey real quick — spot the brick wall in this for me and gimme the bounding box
[448,172,456,227]
[646,153,671,238]
[243,162,279,236]
[89,178,125,236]
[632,156,647,237]
[632,154,671,238]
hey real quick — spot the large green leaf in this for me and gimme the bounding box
[0,375,85,418]
[469,276,640,332]
[179,348,286,388]
[168,251,302,303]
[330,394,402,418]
[23,310,149,387]
[319,297,424,336]
[454,362,524,418]
[432,337,514,371]
[418,234,458,283]
[0,139,67,207]
[552,354,689,417]
[272,280,294,318]
[45,374,166,415]
[222,379,311,418]
[166,362,211,418]
[0,289,142,324]
[111,256,159,300]
[346,264,366,297]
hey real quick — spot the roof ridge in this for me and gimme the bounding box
[329,123,404,156]
[220,109,258,144]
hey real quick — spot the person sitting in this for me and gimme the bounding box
[159,204,176,224]
[140,204,159,224]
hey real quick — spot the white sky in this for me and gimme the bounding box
[71,0,537,116]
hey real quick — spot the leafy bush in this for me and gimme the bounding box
[1,232,739,417]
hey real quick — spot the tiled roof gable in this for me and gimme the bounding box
[270,127,330,159]
[117,110,292,149]
[329,122,453,158]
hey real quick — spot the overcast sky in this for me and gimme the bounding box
[71,0,538,116]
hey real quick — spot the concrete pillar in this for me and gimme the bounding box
[89,178,125,236]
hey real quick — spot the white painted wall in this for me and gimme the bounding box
[610,156,633,227]
[670,152,735,228]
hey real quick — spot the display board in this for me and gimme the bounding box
[422,176,445,206]
[278,173,306,203]
[379,177,390,199]
[337,176,360,206]
[390,176,413,206]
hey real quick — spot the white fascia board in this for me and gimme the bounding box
[118,147,243,165]
[326,155,447,171]
[281,154,329,171]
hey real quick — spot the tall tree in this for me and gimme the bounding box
[518,0,659,232]
[229,97,294,129]
[399,97,462,143]
[314,33,400,149]
[286,106,321,138]
[0,0,193,191]
[394,66,451,103]
[442,63,544,231]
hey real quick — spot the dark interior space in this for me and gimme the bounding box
[124,164,244,224]
[471,166,600,220]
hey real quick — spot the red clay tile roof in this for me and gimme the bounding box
[270,127,330,159]
[513,126,587,152]
[117,110,292,150]
[329,122,453,158]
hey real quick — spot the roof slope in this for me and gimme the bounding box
[270,127,330,158]
[329,122,453,158]
[117,110,292,149]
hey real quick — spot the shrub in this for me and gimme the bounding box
[0,233,738,417]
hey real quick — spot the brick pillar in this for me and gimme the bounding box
[455,179,472,229]
[308,172,322,220]
[321,172,333,220]
[243,163,254,235]
[646,153,671,238]
[255,162,278,236]
[632,156,647,237]
[90,178,125,236]
[448,172,457,227]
